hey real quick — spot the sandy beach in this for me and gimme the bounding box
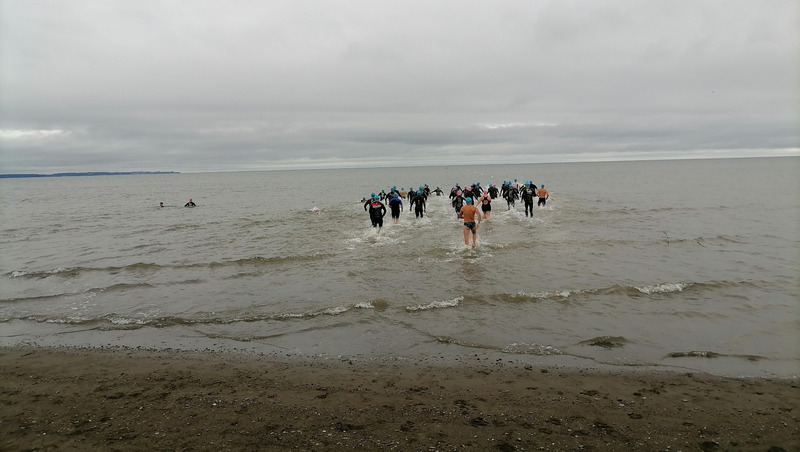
[1,346,797,451]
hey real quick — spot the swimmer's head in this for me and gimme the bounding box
[541,184,545,188]
[417,190,421,194]
[465,197,473,204]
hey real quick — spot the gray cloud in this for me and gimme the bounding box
[1,0,797,173]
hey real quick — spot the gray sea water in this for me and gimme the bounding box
[1,157,798,377]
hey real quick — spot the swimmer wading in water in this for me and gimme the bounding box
[458,197,482,247]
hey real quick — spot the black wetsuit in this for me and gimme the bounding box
[452,195,465,217]
[463,188,475,201]
[520,186,537,217]
[410,194,426,218]
[504,188,517,210]
[185,201,196,207]
[368,200,386,227]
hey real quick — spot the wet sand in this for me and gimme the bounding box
[1,346,797,451]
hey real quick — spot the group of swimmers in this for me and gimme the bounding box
[362,180,549,247]
[362,185,440,229]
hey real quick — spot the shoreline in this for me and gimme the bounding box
[2,345,797,451]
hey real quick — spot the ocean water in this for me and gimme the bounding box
[1,157,798,377]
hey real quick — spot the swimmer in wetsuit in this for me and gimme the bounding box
[520,182,538,217]
[458,197,482,247]
[410,190,426,218]
[185,199,196,207]
[451,190,465,218]
[504,185,518,210]
[388,194,403,224]
[367,195,387,232]
[488,184,499,199]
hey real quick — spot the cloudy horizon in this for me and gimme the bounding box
[1,0,797,174]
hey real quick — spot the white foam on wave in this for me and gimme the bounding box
[49,267,74,275]
[10,267,75,278]
[275,301,375,320]
[636,282,689,294]
[405,296,463,312]
[513,290,572,300]
[321,306,349,315]
[108,316,148,325]
[41,315,90,324]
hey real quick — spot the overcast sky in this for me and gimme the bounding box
[1,0,797,173]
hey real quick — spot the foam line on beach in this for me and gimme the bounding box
[494,279,766,304]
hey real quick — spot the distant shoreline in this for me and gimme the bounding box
[0,171,180,178]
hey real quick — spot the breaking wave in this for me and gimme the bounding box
[405,296,463,312]
[495,280,761,303]
[15,300,381,328]
[5,253,336,279]
[434,336,562,355]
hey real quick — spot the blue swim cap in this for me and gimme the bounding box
[419,186,423,190]
[541,184,545,188]
[465,197,472,203]
[371,192,376,196]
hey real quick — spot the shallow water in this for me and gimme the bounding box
[1,157,798,377]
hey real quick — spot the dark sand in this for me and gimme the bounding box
[1,346,797,451]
